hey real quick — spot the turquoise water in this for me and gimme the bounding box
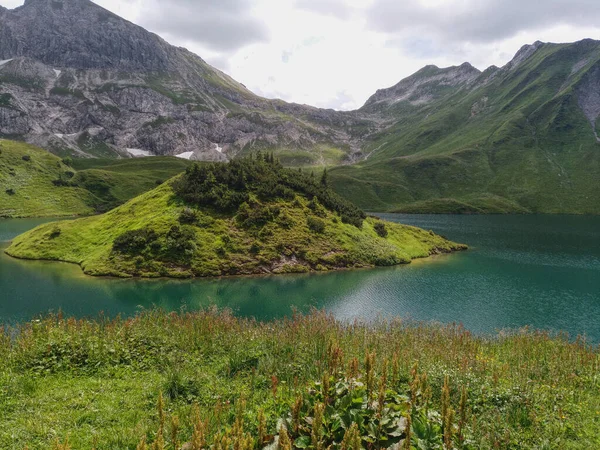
[1,215,599,340]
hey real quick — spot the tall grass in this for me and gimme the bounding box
[0,309,598,448]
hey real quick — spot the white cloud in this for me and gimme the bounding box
[2,0,600,110]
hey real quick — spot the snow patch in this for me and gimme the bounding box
[214,143,223,153]
[54,133,78,139]
[53,69,62,78]
[127,148,153,157]
[0,59,13,67]
[175,151,194,160]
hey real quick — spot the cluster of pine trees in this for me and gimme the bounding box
[172,155,366,227]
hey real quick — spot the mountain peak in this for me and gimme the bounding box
[0,0,173,72]
[504,41,545,70]
[363,62,480,109]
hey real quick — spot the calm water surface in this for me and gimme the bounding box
[1,215,599,340]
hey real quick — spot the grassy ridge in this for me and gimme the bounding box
[0,140,94,218]
[330,41,600,214]
[0,310,598,449]
[6,158,465,278]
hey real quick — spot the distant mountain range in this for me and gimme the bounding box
[1,0,599,213]
[332,39,600,214]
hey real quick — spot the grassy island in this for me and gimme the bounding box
[6,156,465,278]
[0,310,598,449]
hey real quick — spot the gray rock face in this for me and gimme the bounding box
[0,0,174,72]
[0,0,373,161]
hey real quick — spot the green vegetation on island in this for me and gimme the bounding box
[0,309,598,449]
[5,156,465,278]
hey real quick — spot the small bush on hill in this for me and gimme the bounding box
[308,196,327,217]
[163,226,196,261]
[307,217,326,234]
[22,155,31,162]
[374,221,388,238]
[5,188,15,195]
[112,226,197,264]
[112,228,158,254]
[236,202,281,229]
[178,207,198,225]
[52,178,75,187]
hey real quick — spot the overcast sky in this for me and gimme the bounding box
[2,0,600,110]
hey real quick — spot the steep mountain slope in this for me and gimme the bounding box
[330,39,600,214]
[0,0,374,164]
[6,158,465,278]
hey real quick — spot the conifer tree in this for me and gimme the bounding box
[320,168,328,188]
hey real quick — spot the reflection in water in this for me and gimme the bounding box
[1,215,600,341]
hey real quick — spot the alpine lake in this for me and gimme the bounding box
[1,214,599,341]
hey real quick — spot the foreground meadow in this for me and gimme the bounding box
[0,309,598,449]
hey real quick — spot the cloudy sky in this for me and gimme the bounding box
[3,0,600,110]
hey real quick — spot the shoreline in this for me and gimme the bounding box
[3,244,468,281]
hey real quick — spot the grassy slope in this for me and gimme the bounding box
[330,41,600,214]
[70,157,193,212]
[0,310,598,449]
[0,140,94,218]
[0,139,193,217]
[6,178,464,278]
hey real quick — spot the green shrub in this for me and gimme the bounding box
[61,157,73,167]
[250,241,262,254]
[163,226,196,261]
[308,196,327,217]
[112,228,158,254]
[307,217,326,234]
[374,221,388,238]
[52,178,75,187]
[281,372,446,450]
[236,202,281,229]
[22,155,31,162]
[178,207,198,225]
[5,188,15,195]
[49,227,61,239]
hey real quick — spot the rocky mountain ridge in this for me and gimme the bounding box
[0,0,375,163]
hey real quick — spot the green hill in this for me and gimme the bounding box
[0,140,94,218]
[6,157,465,278]
[69,156,193,212]
[330,40,600,214]
[0,139,194,217]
